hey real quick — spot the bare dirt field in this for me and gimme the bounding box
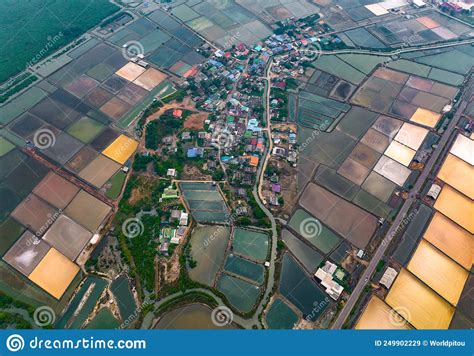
[181,164,211,181]
[184,112,208,130]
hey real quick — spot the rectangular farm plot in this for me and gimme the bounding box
[0,137,14,157]
[78,154,121,188]
[0,186,21,223]
[101,134,138,165]
[372,115,403,138]
[434,185,474,233]
[3,231,50,276]
[100,97,132,121]
[384,140,416,167]
[90,127,120,152]
[11,194,58,235]
[281,229,323,273]
[64,191,111,232]
[66,146,99,173]
[0,218,25,256]
[337,157,371,186]
[386,269,454,329]
[410,108,441,128]
[355,296,412,330]
[361,171,396,203]
[64,75,99,98]
[411,92,449,113]
[84,87,114,108]
[313,165,359,201]
[115,62,146,81]
[30,95,82,130]
[394,123,428,151]
[407,240,468,306]
[3,153,49,199]
[28,248,80,299]
[66,116,104,143]
[365,3,389,16]
[389,100,418,119]
[232,228,269,262]
[102,75,128,94]
[348,142,382,169]
[424,212,473,271]
[437,154,474,199]
[41,132,84,165]
[373,155,411,186]
[450,134,473,165]
[33,172,80,209]
[373,68,409,85]
[360,128,391,154]
[116,83,148,105]
[43,215,92,261]
[133,68,167,91]
[9,113,45,140]
[299,184,377,249]
[416,16,440,30]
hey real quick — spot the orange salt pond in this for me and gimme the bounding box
[407,240,469,306]
[386,269,454,329]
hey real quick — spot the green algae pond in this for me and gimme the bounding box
[188,226,230,286]
[224,254,265,284]
[110,275,137,323]
[217,273,260,313]
[279,253,330,320]
[288,209,341,255]
[265,298,299,329]
[232,228,269,262]
[86,308,120,329]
